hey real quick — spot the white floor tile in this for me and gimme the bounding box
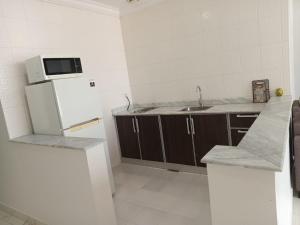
[114,164,212,225]
[114,163,300,225]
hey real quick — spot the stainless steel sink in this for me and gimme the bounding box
[181,106,212,112]
[130,107,157,114]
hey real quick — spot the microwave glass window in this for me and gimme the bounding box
[43,58,82,75]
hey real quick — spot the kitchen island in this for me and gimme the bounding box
[202,96,293,225]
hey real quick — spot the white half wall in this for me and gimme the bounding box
[207,164,278,225]
[275,138,293,225]
[121,0,292,103]
[0,0,132,166]
[0,102,117,225]
[206,146,293,225]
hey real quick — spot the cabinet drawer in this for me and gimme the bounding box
[230,113,259,128]
[231,129,248,146]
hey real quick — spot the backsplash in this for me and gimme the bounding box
[121,0,292,104]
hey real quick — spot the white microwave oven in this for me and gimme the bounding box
[25,56,83,84]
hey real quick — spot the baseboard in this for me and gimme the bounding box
[121,158,207,175]
[0,202,47,225]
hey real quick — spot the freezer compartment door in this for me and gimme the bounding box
[52,77,103,130]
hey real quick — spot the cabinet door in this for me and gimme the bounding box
[161,115,195,166]
[116,116,141,159]
[231,128,248,146]
[136,116,164,162]
[192,114,229,167]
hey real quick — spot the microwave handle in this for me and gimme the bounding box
[74,58,82,72]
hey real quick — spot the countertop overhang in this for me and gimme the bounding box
[11,134,106,151]
[202,96,293,172]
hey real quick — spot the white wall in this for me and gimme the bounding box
[294,0,300,97]
[0,0,132,166]
[121,0,292,104]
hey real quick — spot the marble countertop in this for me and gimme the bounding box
[202,96,293,171]
[11,134,106,151]
[113,102,266,116]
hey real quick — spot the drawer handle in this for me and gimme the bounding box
[237,130,248,134]
[236,114,259,118]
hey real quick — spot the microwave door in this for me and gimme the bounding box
[43,58,82,76]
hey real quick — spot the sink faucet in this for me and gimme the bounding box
[196,86,203,108]
[125,94,131,111]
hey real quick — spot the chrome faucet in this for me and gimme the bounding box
[125,94,131,111]
[196,86,203,108]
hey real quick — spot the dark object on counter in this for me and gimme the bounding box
[252,79,270,103]
[292,100,300,198]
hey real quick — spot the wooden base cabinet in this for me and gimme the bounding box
[116,116,141,159]
[192,115,229,167]
[229,113,259,146]
[161,115,195,166]
[137,116,164,162]
[115,113,247,168]
[116,116,164,162]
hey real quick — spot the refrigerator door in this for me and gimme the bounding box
[63,120,116,194]
[52,77,102,130]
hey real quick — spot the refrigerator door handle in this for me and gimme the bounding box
[63,117,101,132]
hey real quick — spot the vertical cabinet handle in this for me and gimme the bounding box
[186,118,191,135]
[132,118,136,133]
[135,118,140,133]
[190,118,195,135]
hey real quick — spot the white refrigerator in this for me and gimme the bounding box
[25,77,115,194]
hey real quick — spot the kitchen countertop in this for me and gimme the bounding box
[11,134,106,151]
[113,102,266,116]
[202,96,293,171]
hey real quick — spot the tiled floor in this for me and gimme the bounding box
[114,163,300,225]
[0,163,299,225]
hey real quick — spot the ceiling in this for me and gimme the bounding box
[90,0,162,13]
[91,0,124,9]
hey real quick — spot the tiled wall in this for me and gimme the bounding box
[0,0,131,166]
[121,0,292,104]
[294,0,300,98]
